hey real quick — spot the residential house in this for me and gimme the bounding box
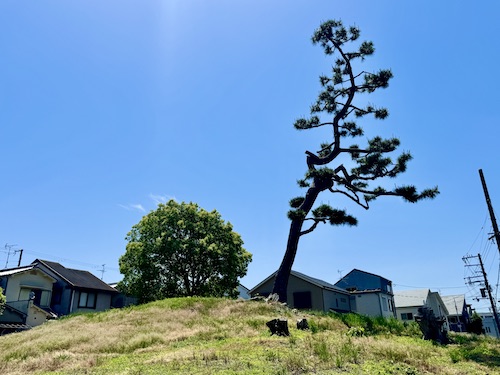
[441,295,471,332]
[478,313,500,338]
[0,265,57,333]
[394,289,449,329]
[32,259,118,316]
[335,269,396,318]
[237,284,250,299]
[249,270,351,312]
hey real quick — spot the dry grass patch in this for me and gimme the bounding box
[1,298,499,374]
[0,298,280,374]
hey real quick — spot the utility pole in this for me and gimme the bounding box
[463,253,500,336]
[16,249,23,267]
[479,169,500,255]
[478,254,500,337]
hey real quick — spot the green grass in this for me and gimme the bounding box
[0,297,498,374]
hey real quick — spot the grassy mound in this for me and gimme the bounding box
[0,297,498,374]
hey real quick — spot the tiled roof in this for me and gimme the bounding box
[33,259,117,293]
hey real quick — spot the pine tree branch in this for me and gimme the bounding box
[300,218,326,236]
[329,187,370,209]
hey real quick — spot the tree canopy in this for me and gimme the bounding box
[119,200,252,303]
[272,20,439,301]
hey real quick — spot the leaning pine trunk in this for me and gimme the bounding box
[272,185,322,302]
[272,219,303,302]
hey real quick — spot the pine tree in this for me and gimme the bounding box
[272,20,439,301]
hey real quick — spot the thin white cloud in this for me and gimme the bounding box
[149,193,176,205]
[131,204,146,212]
[118,203,146,213]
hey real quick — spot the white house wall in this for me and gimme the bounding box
[3,270,54,302]
[428,293,446,319]
[352,294,383,317]
[25,303,49,327]
[396,306,419,322]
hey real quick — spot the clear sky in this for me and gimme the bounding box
[1,1,499,313]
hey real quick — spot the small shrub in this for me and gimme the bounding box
[309,320,319,334]
[346,326,365,337]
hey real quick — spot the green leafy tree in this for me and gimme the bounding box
[0,287,6,315]
[272,20,439,301]
[119,200,252,303]
[467,312,484,335]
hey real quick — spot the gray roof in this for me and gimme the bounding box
[441,295,466,316]
[394,289,430,308]
[33,259,117,293]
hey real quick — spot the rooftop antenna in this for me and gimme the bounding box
[99,264,106,280]
[4,243,18,268]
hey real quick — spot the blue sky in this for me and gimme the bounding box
[1,1,499,312]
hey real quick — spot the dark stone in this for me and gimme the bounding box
[266,318,290,336]
[296,318,309,330]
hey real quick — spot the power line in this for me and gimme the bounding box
[2,248,120,272]
[393,283,467,290]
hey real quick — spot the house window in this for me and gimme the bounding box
[388,299,394,312]
[340,297,347,303]
[485,326,491,333]
[78,292,97,309]
[19,288,51,307]
[401,312,413,321]
[382,297,388,311]
[293,291,312,309]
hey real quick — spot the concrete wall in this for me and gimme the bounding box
[25,303,49,327]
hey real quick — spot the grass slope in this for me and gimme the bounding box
[0,297,498,374]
